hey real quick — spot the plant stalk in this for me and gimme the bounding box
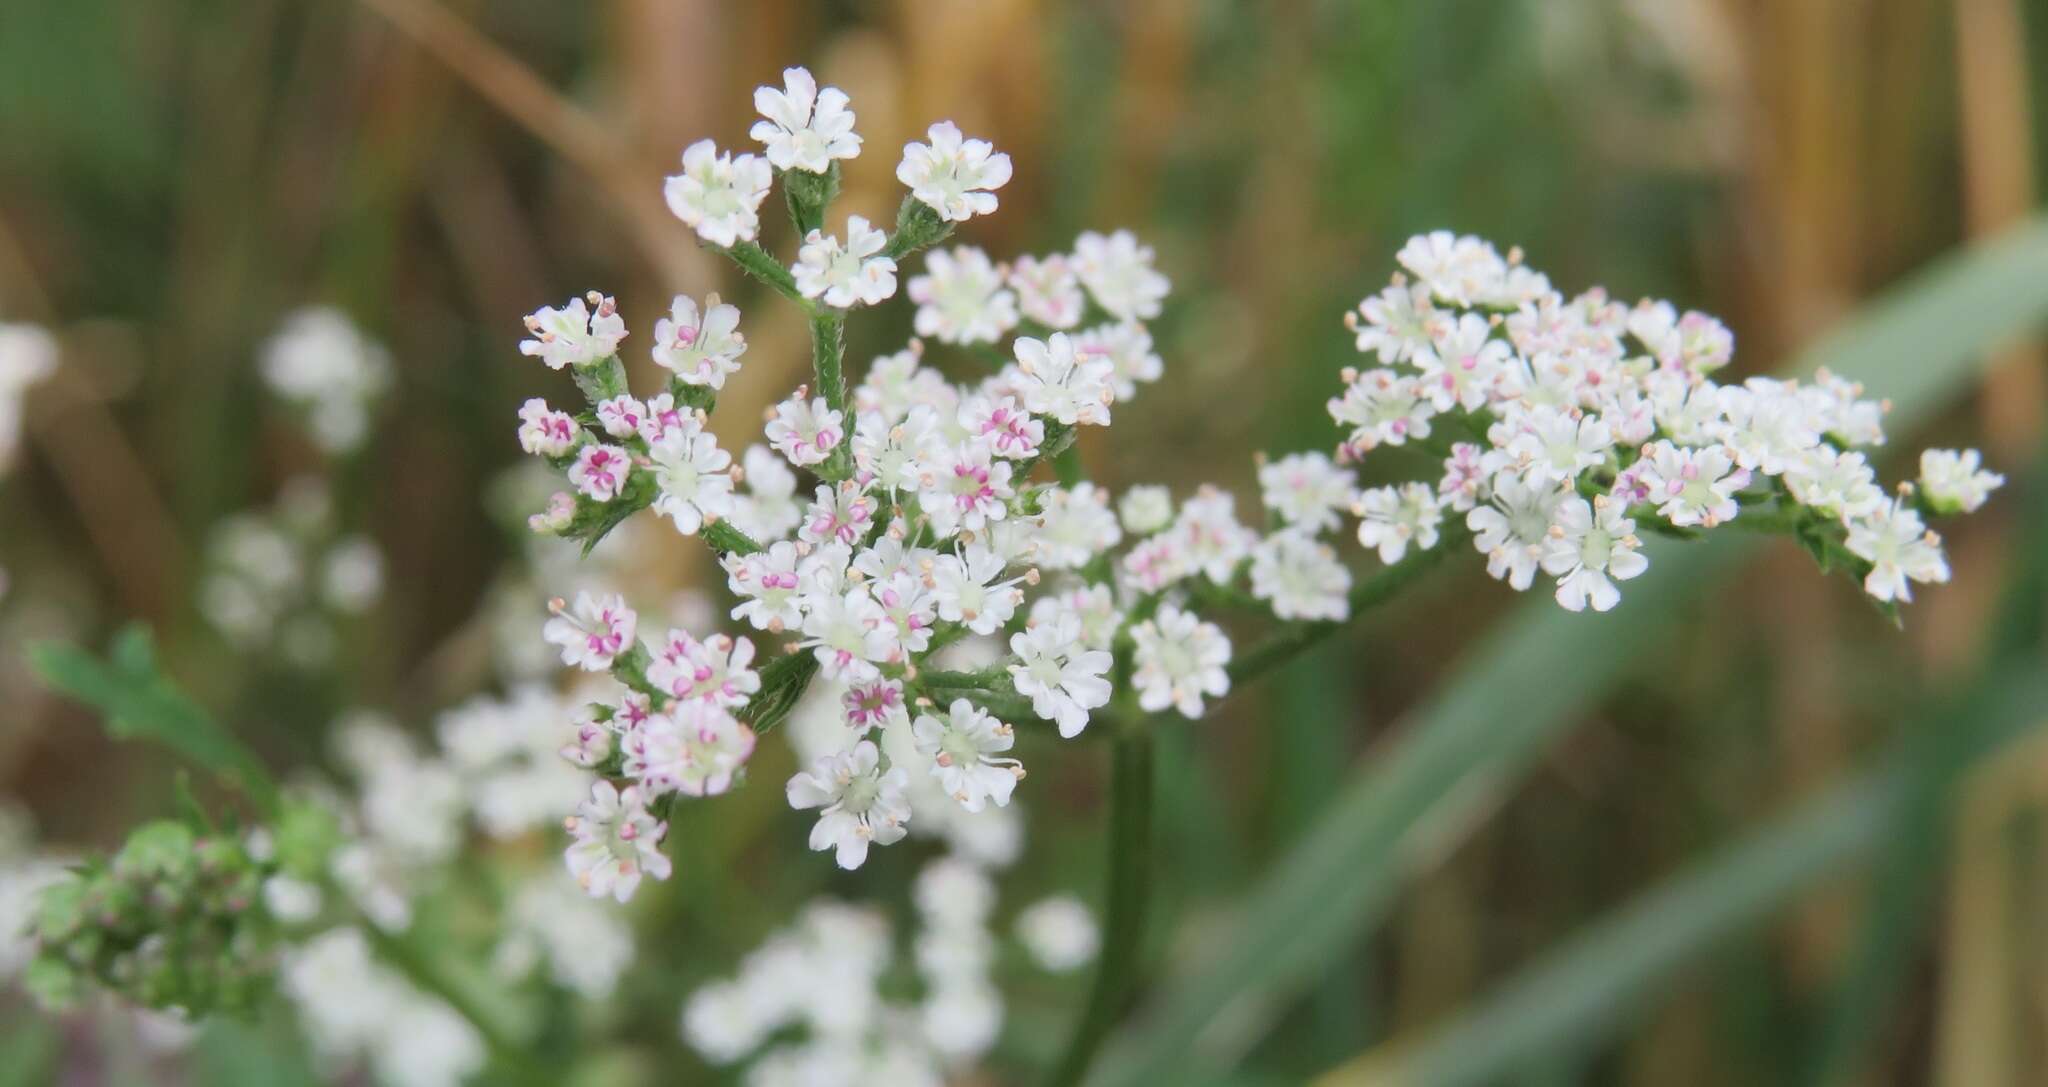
[1043,723,1155,1087]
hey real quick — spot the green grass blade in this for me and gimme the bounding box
[1312,667,2048,1087]
[1085,217,2048,1086]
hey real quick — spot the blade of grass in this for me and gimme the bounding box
[1085,217,2048,1086]
[1311,666,2048,1087]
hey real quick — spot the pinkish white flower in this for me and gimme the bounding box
[766,396,845,468]
[568,443,633,503]
[652,294,747,389]
[564,781,671,902]
[1072,230,1170,321]
[543,592,637,672]
[664,139,773,247]
[517,398,578,458]
[520,294,626,371]
[897,121,1011,223]
[794,215,898,309]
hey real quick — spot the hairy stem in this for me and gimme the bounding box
[1044,723,1155,1087]
[720,240,808,307]
[810,309,855,481]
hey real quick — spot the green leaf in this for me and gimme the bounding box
[1086,217,2048,1086]
[1310,666,2048,1087]
[29,625,277,811]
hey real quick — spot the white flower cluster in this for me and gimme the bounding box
[198,478,384,666]
[281,928,485,1087]
[260,307,392,454]
[681,856,1096,1085]
[1333,230,2001,611]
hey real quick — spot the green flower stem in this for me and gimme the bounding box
[1227,524,1469,686]
[782,164,840,237]
[809,309,855,481]
[719,241,809,307]
[702,520,764,556]
[884,196,954,260]
[1043,721,1155,1087]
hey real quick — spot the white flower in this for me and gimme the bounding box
[785,740,912,870]
[648,425,735,535]
[843,679,910,732]
[728,444,803,541]
[1395,231,1507,307]
[682,979,776,1065]
[1415,312,1509,412]
[623,701,757,798]
[1009,254,1085,328]
[1629,301,1733,374]
[495,875,635,1000]
[1173,488,1258,584]
[1846,500,1950,603]
[1540,496,1648,612]
[798,587,897,682]
[1917,449,2002,514]
[961,394,1044,460]
[1015,896,1098,972]
[1347,282,1438,364]
[594,395,648,439]
[1467,475,1567,591]
[652,294,747,388]
[516,398,578,457]
[1783,445,1885,522]
[1073,320,1163,402]
[1354,479,1450,566]
[794,215,898,308]
[897,121,1012,222]
[542,592,637,671]
[765,396,845,468]
[563,781,672,902]
[1803,369,1888,447]
[799,481,877,547]
[1008,617,1113,738]
[1012,332,1115,426]
[1250,531,1351,621]
[1035,482,1123,568]
[1635,440,1749,528]
[912,699,1023,813]
[1118,485,1174,534]
[1328,368,1435,454]
[1438,442,1490,512]
[749,66,861,172]
[663,139,774,247]
[724,540,807,632]
[567,442,632,503]
[919,441,1014,537]
[930,545,1025,635]
[1715,378,1819,475]
[520,293,626,370]
[1500,406,1612,486]
[647,630,761,708]
[1072,229,1170,321]
[1259,451,1357,535]
[0,323,57,472]
[1130,604,1231,718]
[909,246,1019,344]
[260,308,391,453]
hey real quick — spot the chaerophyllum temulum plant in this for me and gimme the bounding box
[21,64,2006,1087]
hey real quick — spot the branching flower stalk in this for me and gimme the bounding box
[25,63,2008,1087]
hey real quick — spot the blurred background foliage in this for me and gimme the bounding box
[2,0,2046,1084]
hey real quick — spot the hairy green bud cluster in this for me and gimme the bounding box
[26,819,282,1017]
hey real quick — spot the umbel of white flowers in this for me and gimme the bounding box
[507,66,2000,899]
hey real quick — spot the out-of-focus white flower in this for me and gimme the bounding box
[1015,895,1099,972]
[909,246,1019,344]
[750,66,861,173]
[897,121,1011,222]
[1917,449,2003,515]
[1130,603,1231,718]
[1250,531,1351,621]
[260,307,391,453]
[1259,451,1357,535]
[494,873,635,999]
[1009,253,1085,328]
[1072,229,1170,321]
[1117,485,1174,535]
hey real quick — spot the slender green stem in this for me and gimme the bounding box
[1227,524,1468,685]
[809,309,855,481]
[1044,723,1155,1087]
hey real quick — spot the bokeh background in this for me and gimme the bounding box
[3,0,2047,1084]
